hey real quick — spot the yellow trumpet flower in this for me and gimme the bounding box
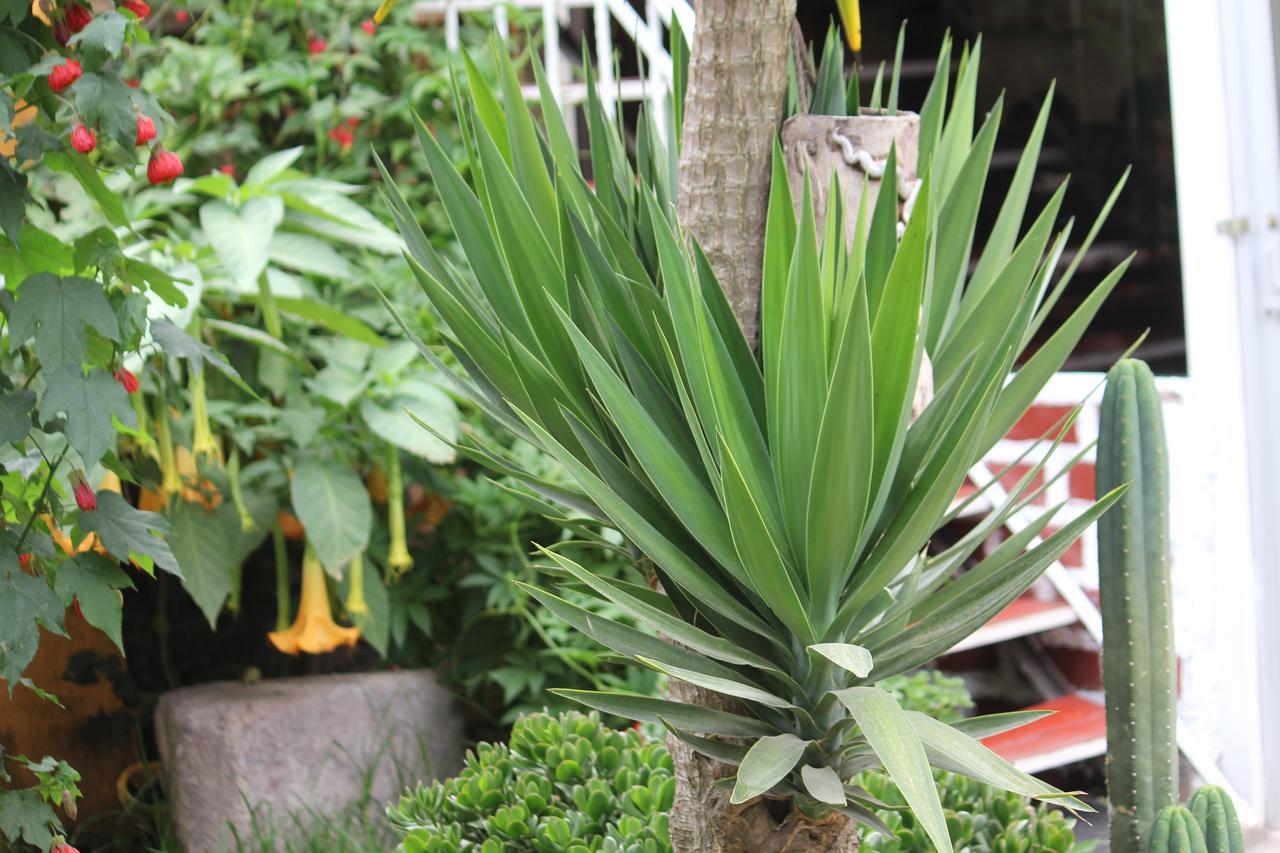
[836,0,862,54]
[385,445,413,581]
[268,544,361,655]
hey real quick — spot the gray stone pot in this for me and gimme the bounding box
[156,669,465,852]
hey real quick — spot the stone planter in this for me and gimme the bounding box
[156,669,465,852]
[780,111,920,243]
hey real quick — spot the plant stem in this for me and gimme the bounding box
[272,521,290,632]
[15,446,69,553]
[256,270,283,339]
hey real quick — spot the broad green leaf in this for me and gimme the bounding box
[0,390,34,444]
[165,501,243,626]
[54,553,133,652]
[199,197,283,290]
[833,686,952,853]
[244,146,304,187]
[9,274,118,369]
[289,458,372,576]
[267,231,353,279]
[809,643,873,678]
[730,733,809,804]
[38,366,136,468]
[361,383,459,464]
[552,689,775,738]
[0,789,58,849]
[801,763,847,806]
[68,11,126,56]
[0,556,66,687]
[80,491,180,577]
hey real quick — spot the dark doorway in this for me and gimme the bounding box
[799,1,1186,374]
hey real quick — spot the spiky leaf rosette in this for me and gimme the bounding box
[376,34,1131,851]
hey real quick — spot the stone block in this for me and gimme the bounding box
[156,669,464,852]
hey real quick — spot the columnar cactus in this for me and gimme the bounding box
[1097,359,1178,853]
[1150,807,1209,853]
[1188,786,1246,853]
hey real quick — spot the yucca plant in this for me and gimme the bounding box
[375,30,1132,851]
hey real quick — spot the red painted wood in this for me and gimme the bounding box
[982,693,1106,764]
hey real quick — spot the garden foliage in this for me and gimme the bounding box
[381,27,1133,848]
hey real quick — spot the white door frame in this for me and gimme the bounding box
[1164,0,1279,827]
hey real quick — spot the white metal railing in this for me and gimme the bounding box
[413,0,692,135]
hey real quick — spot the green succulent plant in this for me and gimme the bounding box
[376,27,1133,849]
[856,770,1083,853]
[387,711,674,852]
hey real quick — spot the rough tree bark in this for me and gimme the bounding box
[676,0,795,352]
[670,2,859,850]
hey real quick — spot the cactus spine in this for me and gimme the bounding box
[1188,786,1245,853]
[1097,359,1178,853]
[1150,806,1208,853]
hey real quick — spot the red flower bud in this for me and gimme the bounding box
[72,475,96,512]
[308,37,327,55]
[121,0,150,17]
[114,367,140,394]
[70,124,95,154]
[346,116,360,129]
[327,127,354,151]
[174,8,188,22]
[18,553,32,570]
[52,843,80,853]
[135,114,157,145]
[361,19,376,35]
[126,78,140,88]
[217,163,235,177]
[147,148,183,184]
[48,59,82,93]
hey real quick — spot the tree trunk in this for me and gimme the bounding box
[676,0,795,352]
[670,2,858,850]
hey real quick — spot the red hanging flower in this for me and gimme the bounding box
[120,0,150,16]
[70,124,95,154]
[361,19,376,35]
[72,474,96,512]
[135,114,157,145]
[18,553,32,569]
[52,842,80,853]
[48,59,82,93]
[147,147,183,184]
[174,8,188,22]
[217,163,235,177]
[113,367,140,394]
[346,116,360,129]
[54,3,91,43]
[308,36,327,55]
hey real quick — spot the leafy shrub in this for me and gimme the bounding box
[387,711,674,853]
[856,771,1085,853]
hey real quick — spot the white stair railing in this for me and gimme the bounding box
[413,0,692,139]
